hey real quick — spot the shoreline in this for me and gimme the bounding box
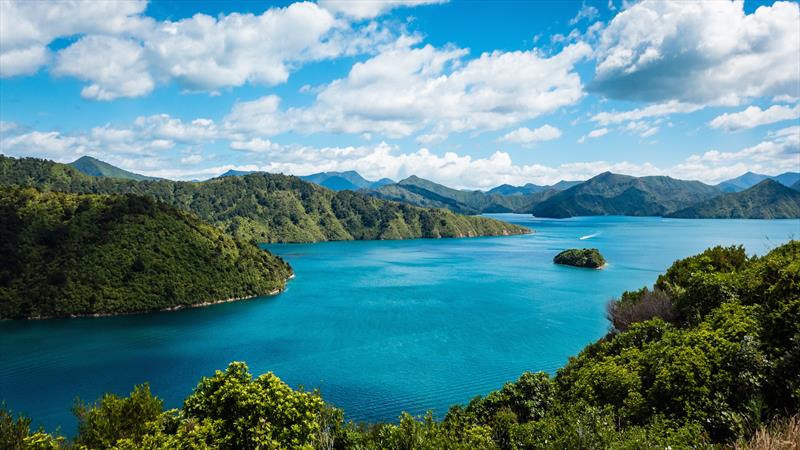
[21,273,295,321]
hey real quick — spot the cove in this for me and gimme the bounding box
[1,215,798,434]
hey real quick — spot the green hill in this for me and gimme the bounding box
[0,187,292,319]
[0,156,528,243]
[668,179,800,219]
[69,156,156,181]
[531,172,721,218]
[372,175,553,214]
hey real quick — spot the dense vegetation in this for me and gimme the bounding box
[669,179,800,219]
[69,156,156,181]
[531,172,722,218]
[0,156,529,243]
[0,187,291,319]
[553,248,606,268]
[4,241,798,448]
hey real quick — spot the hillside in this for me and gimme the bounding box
[716,171,800,192]
[371,175,553,214]
[11,241,799,448]
[531,172,721,218]
[793,179,800,191]
[668,179,800,219]
[69,156,156,181]
[0,156,528,243]
[0,187,292,319]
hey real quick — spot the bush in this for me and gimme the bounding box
[606,287,675,332]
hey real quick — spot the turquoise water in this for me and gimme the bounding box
[1,215,798,434]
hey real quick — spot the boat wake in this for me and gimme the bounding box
[579,232,600,240]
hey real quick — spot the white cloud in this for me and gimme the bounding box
[592,0,800,105]
[498,125,562,146]
[53,36,154,100]
[592,100,702,125]
[0,0,150,77]
[3,117,797,188]
[709,104,800,132]
[225,40,591,138]
[318,0,447,19]
[2,1,396,98]
[674,126,799,182]
[230,138,282,153]
[569,3,599,26]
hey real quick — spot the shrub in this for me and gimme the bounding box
[606,287,675,332]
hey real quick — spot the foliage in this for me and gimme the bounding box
[606,287,675,332]
[0,156,529,243]
[3,241,799,449]
[68,156,156,181]
[73,385,163,449]
[669,179,800,219]
[0,187,292,318]
[553,248,606,268]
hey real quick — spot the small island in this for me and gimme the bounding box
[553,248,606,269]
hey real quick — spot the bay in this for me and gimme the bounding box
[1,215,798,434]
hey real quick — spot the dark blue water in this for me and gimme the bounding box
[1,215,797,435]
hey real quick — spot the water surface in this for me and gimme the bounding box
[1,215,797,434]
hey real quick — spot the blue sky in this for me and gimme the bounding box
[0,0,798,189]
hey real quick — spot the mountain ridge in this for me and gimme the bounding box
[667,179,800,219]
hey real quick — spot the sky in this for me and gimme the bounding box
[0,0,799,189]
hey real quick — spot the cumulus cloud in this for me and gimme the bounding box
[2,1,397,98]
[225,40,591,138]
[578,127,608,143]
[3,117,797,188]
[591,0,800,105]
[592,101,702,125]
[318,0,447,19]
[569,3,599,26]
[674,126,799,182]
[709,104,800,132]
[499,125,562,146]
[0,0,150,77]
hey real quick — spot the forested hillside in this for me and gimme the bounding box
[668,179,800,219]
[5,241,798,447]
[531,172,721,218]
[0,187,292,319]
[68,156,156,181]
[0,156,528,243]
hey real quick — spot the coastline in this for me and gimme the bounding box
[21,273,295,321]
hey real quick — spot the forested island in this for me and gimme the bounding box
[4,241,798,448]
[553,248,606,268]
[0,156,529,243]
[0,187,292,319]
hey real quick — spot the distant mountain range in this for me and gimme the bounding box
[715,171,800,192]
[299,171,394,191]
[485,180,580,196]
[69,155,157,181]
[530,172,722,218]
[668,179,800,219]
[66,157,800,219]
